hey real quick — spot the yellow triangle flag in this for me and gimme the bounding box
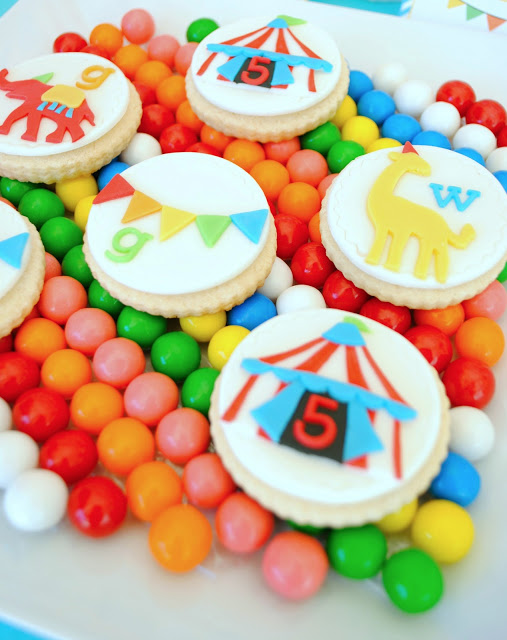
[447,0,464,8]
[121,190,162,224]
[160,205,197,241]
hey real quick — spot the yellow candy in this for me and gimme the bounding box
[332,95,357,129]
[74,195,96,231]
[341,115,379,150]
[208,325,250,371]
[411,499,474,564]
[55,175,98,213]
[180,311,227,343]
[367,137,402,153]
[376,499,418,534]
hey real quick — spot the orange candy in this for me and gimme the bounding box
[223,139,265,172]
[135,60,172,90]
[70,382,124,436]
[41,349,92,398]
[264,137,301,165]
[414,304,465,336]
[155,75,186,110]
[250,159,290,201]
[149,503,213,573]
[176,100,203,133]
[126,461,183,522]
[14,318,66,365]
[38,276,88,325]
[309,213,322,243]
[97,417,155,476]
[113,44,149,79]
[455,317,505,366]
[200,124,234,153]
[89,23,123,56]
[277,182,321,223]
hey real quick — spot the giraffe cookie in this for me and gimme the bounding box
[320,143,507,309]
[0,52,142,183]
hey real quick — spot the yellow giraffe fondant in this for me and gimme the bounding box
[365,150,476,284]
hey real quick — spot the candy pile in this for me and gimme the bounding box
[0,7,506,617]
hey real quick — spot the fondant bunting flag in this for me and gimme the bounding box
[230,209,269,243]
[160,206,197,241]
[32,72,54,83]
[93,174,135,204]
[447,0,506,30]
[0,232,29,269]
[195,215,232,247]
[121,190,162,224]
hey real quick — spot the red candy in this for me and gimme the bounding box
[0,334,13,354]
[442,357,495,409]
[0,352,40,403]
[53,32,87,53]
[133,82,157,107]
[186,142,221,156]
[80,45,111,59]
[360,299,411,334]
[404,325,453,373]
[465,99,507,136]
[159,124,198,153]
[323,270,369,312]
[291,242,335,289]
[13,387,69,443]
[67,476,127,538]
[436,80,476,117]
[274,214,309,260]
[182,452,236,509]
[138,104,175,139]
[39,430,98,485]
[498,125,507,148]
[215,492,275,554]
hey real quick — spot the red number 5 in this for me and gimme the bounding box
[293,394,339,450]
[240,56,271,86]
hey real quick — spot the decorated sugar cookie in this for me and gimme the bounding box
[210,310,449,527]
[320,143,507,309]
[0,53,142,183]
[83,153,276,317]
[186,16,349,142]
[0,202,45,338]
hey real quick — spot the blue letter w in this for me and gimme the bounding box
[429,183,481,212]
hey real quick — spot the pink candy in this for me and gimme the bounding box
[462,280,507,321]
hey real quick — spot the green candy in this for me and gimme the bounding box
[181,367,220,416]
[0,177,38,206]
[326,524,387,579]
[382,548,444,613]
[497,261,507,283]
[18,188,65,229]
[327,140,365,173]
[39,217,83,261]
[301,122,341,156]
[287,520,326,536]
[117,307,167,350]
[61,244,93,287]
[186,17,219,43]
[88,280,125,318]
[151,331,201,382]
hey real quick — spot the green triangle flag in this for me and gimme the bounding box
[277,15,307,26]
[466,5,483,19]
[195,215,231,248]
[32,73,54,83]
[344,316,371,334]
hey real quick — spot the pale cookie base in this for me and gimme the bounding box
[0,83,142,184]
[83,219,277,318]
[186,56,349,143]
[0,220,45,339]
[320,192,507,310]
[210,369,450,528]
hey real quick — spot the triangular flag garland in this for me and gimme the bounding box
[32,72,54,83]
[160,206,196,241]
[93,174,135,204]
[0,232,29,269]
[230,209,269,243]
[466,4,483,20]
[487,14,506,30]
[195,215,232,248]
[447,0,464,8]
[121,190,162,224]
[447,0,507,31]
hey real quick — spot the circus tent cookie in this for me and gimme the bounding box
[0,202,45,338]
[83,153,276,317]
[320,143,507,309]
[0,53,142,183]
[210,310,450,528]
[186,15,349,142]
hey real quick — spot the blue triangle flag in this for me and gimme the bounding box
[251,381,305,442]
[342,401,384,462]
[217,55,247,82]
[0,232,29,269]
[272,61,294,86]
[230,209,269,244]
[323,322,366,347]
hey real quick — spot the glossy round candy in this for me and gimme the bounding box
[39,429,97,485]
[180,311,226,343]
[97,160,129,190]
[18,189,65,229]
[149,503,213,572]
[53,32,87,53]
[286,521,326,536]
[404,325,453,373]
[366,137,401,153]
[38,276,88,325]
[124,372,179,427]
[449,406,495,461]
[176,101,204,133]
[454,147,486,165]
[0,431,39,489]
[327,524,387,579]
[68,476,127,537]
[186,17,219,42]
[300,122,341,156]
[113,44,149,80]
[0,334,12,354]
[486,147,507,174]
[382,548,443,613]
[430,451,480,507]
[332,94,357,129]
[200,124,234,154]
[250,160,290,201]
[156,407,210,465]
[147,35,180,67]
[126,461,182,522]
[93,337,146,389]
[498,125,507,148]
[375,499,418,534]
[183,452,236,509]
[174,42,199,76]
[323,271,369,313]
[412,130,452,150]
[262,531,329,601]
[411,499,474,563]
[135,60,172,90]
[258,258,293,302]
[159,124,198,154]
[13,387,69,443]
[291,243,335,289]
[138,104,175,138]
[372,62,407,95]
[120,132,162,166]
[88,279,125,318]
[443,357,495,409]
[208,326,250,371]
[413,304,464,336]
[327,140,365,173]
[155,76,187,111]
[466,99,506,136]
[436,80,475,117]
[359,298,410,333]
[494,170,507,193]
[41,349,92,398]
[393,80,433,118]
[462,280,507,321]
[89,23,123,56]
[121,8,155,44]
[277,182,321,223]
[223,139,265,172]
[70,382,124,435]
[151,332,201,382]
[0,352,40,403]
[381,114,421,144]
[317,174,338,199]
[55,174,98,213]
[455,317,505,366]
[348,70,373,102]
[420,101,461,138]
[44,252,61,281]
[181,367,220,416]
[357,90,395,126]
[0,177,37,206]
[276,285,326,315]
[117,306,166,350]
[61,245,94,287]
[97,417,155,476]
[14,318,64,366]
[65,307,117,356]
[0,397,11,432]
[452,124,497,159]
[215,492,274,553]
[274,214,309,260]
[227,293,277,331]
[341,116,380,150]
[286,149,328,187]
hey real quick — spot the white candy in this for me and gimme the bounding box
[485,147,507,174]
[373,63,407,96]
[0,431,39,489]
[449,406,495,462]
[3,469,68,532]
[420,102,462,139]
[276,285,326,315]
[0,397,12,432]
[453,124,497,159]
[258,257,294,302]
[393,80,434,119]
[120,133,162,166]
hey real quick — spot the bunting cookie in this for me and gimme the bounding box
[186,15,349,142]
[210,309,450,528]
[83,152,276,317]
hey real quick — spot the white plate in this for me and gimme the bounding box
[1,1,507,639]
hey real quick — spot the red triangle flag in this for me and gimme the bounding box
[93,174,135,205]
[487,15,505,31]
[402,141,418,155]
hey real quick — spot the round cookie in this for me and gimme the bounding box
[186,15,349,142]
[0,202,45,338]
[83,153,276,317]
[320,143,507,309]
[210,309,450,528]
[0,53,142,183]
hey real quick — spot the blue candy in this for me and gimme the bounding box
[357,90,395,126]
[430,451,481,507]
[348,70,374,103]
[454,147,486,166]
[381,114,422,144]
[97,160,130,190]
[411,130,452,150]
[493,170,507,193]
[227,292,277,331]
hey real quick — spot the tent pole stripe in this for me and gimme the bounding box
[243,27,275,50]
[345,346,369,469]
[262,337,324,364]
[286,27,321,90]
[198,25,269,75]
[273,28,292,89]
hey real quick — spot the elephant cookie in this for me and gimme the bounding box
[0,201,45,339]
[186,15,349,142]
[83,152,276,318]
[210,309,449,527]
[320,143,507,309]
[0,52,141,183]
